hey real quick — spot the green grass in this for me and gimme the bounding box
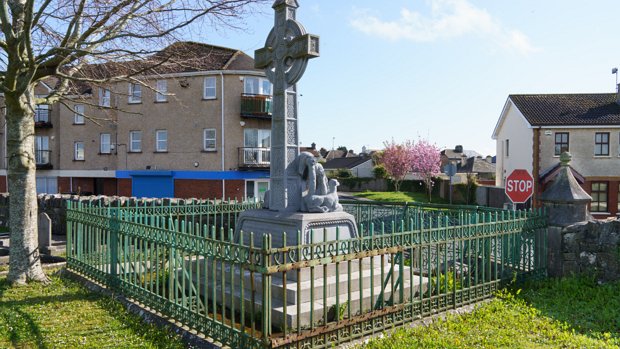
[352,191,448,203]
[359,276,620,349]
[0,270,191,349]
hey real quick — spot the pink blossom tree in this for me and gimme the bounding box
[380,140,415,192]
[411,139,442,201]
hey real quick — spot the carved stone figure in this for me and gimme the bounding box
[295,151,341,213]
[305,179,343,213]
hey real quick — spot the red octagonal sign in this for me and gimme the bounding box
[505,169,534,203]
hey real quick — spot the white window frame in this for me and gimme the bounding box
[34,104,50,123]
[129,131,142,152]
[35,136,50,165]
[203,128,216,151]
[155,80,168,102]
[74,104,85,124]
[74,141,84,160]
[100,133,111,154]
[128,83,142,103]
[99,88,111,107]
[155,130,168,152]
[243,76,272,96]
[203,77,216,99]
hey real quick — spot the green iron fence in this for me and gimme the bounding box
[66,200,547,349]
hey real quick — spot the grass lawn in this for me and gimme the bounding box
[0,269,190,349]
[351,191,448,204]
[359,276,620,349]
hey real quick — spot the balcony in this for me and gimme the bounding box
[238,147,270,169]
[35,150,52,169]
[240,94,272,119]
[34,106,52,128]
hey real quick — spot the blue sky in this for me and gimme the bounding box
[198,0,620,157]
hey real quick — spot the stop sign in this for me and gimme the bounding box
[505,169,534,203]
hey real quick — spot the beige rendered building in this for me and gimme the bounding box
[493,93,620,217]
[0,42,274,200]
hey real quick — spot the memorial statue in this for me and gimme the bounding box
[263,151,343,213]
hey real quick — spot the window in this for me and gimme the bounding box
[128,83,141,103]
[243,128,271,164]
[591,182,608,212]
[203,128,216,151]
[129,131,142,152]
[203,77,216,99]
[74,104,85,124]
[246,180,269,201]
[35,136,50,165]
[100,133,111,154]
[505,139,510,157]
[618,185,620,214]
[74,142,84,160]
[554,132,569,156]
[155,130,168,152]
[34,104,50,123]
[99,88,111,107]
[155,80,167,102]
[36,177,58,194]
[595,132,610,156]
[244,76,272,96]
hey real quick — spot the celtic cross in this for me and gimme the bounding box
[255,0,319,212]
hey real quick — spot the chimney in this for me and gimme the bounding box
[311,142,316,150]
[454,145,463,153]
[486,155,493,163]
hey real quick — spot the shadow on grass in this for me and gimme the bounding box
[0,308,48,349]
[515,276,620,342]
[0,273,183,349]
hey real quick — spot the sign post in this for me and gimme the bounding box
[443,163,457,204]
[505,169,534,204]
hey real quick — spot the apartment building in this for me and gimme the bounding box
[492,93,620,217]
[0,42,274,200]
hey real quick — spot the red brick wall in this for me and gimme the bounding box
[72,178,95,195]
[103,178,117,196]
[117,179,132,197]
[0,176,7,192]
[174,179,223,199]
[57,177,71,194]
[224,180,245,201]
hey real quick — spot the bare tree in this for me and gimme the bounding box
[0,0,267,285]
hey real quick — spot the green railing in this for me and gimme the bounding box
[66,201,547,349]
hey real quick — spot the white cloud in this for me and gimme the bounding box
[350,0,538,55]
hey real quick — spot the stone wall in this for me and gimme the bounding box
[0,193,228,236]
[556,219,620,281]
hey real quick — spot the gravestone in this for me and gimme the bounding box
[38,213,52,254]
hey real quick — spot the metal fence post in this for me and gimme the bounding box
[109,203,120,288]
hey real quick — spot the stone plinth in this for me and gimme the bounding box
[235,209,358,248]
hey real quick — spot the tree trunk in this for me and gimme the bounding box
[5,89,49,285]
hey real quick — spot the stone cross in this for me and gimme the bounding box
[255,0,319,212]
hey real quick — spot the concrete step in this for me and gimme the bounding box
[206,267,429,328]
[182,256,411,304]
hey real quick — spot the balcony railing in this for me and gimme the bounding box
[35,150,52,169]
[238,147,270,169]
[34,107,52,128]
[240,94,272,119]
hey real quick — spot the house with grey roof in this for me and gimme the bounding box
[323,155,374,178]
[492,93,620,217]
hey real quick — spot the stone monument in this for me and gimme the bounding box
[236,0,358,247]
